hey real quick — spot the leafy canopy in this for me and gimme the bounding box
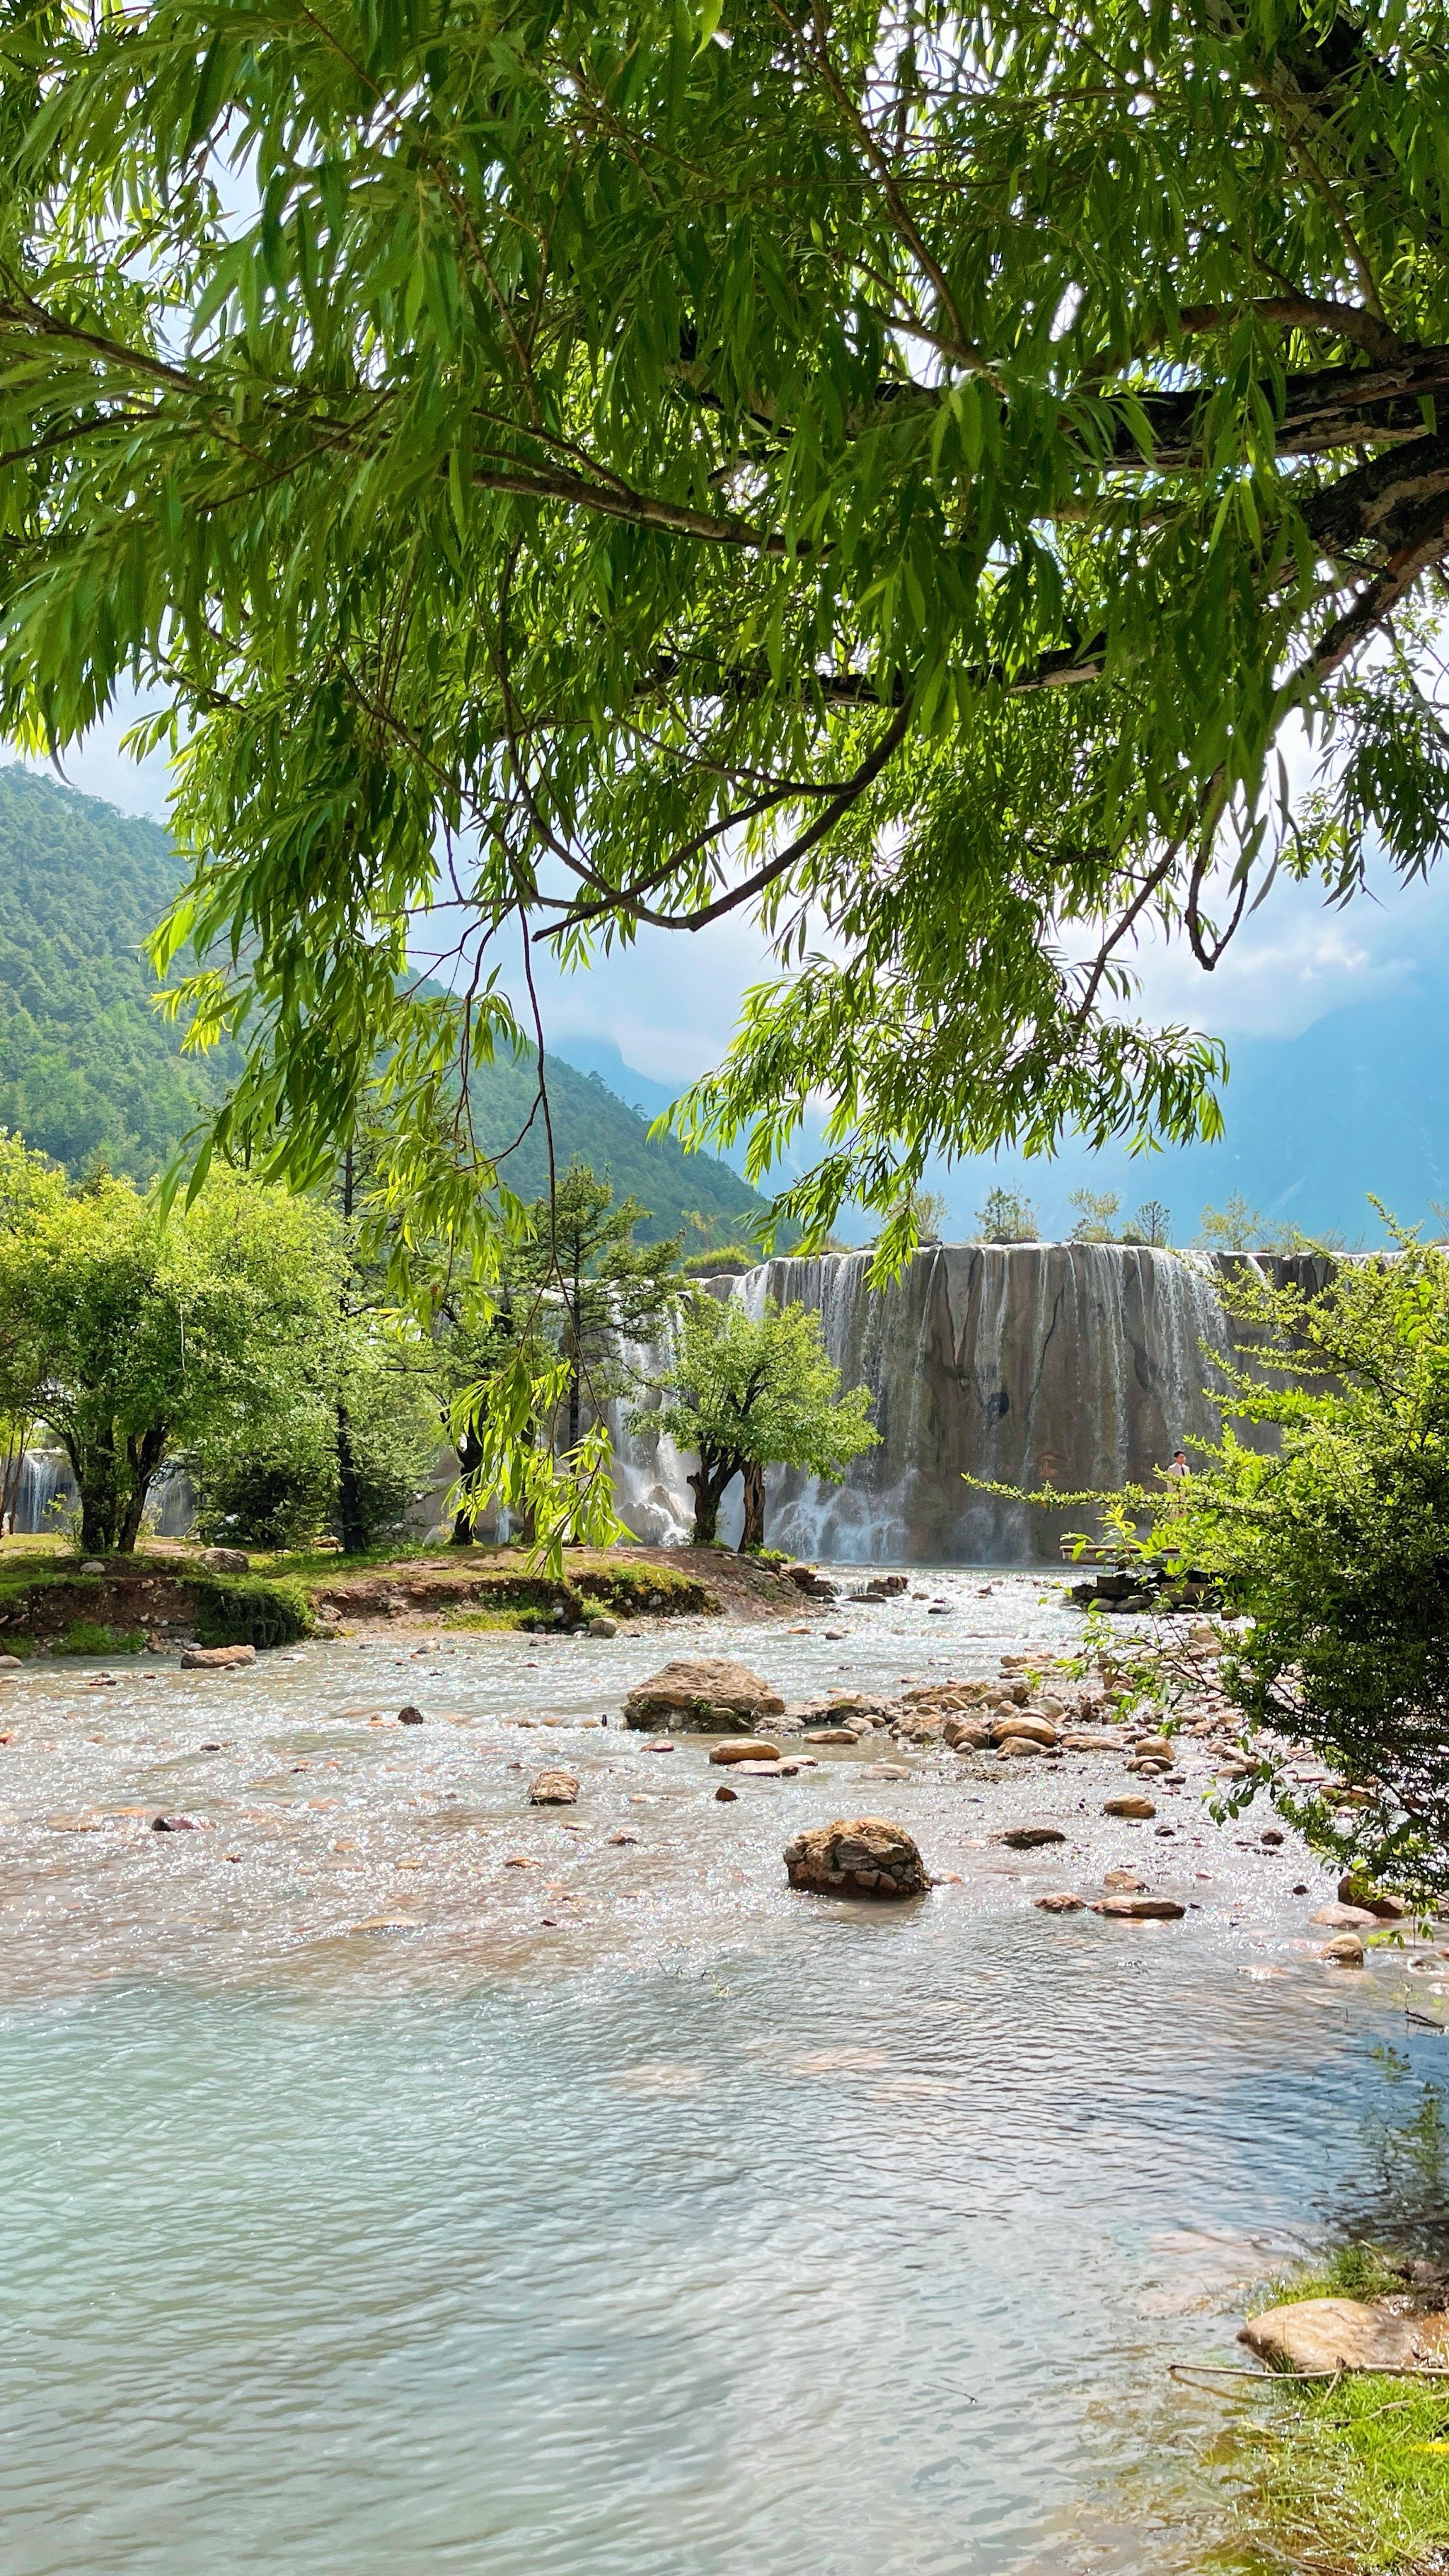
[0,1158,350,1549]
[4,1,1449,1256]
[630,1291,876,1541]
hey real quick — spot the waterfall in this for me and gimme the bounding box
[605,1244,1315,1566]
[6,1451,197,1539]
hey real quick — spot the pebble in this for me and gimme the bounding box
[529,1769,579,1807]
[715,1786,738,1802]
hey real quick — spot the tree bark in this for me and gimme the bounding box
[452,1418,484,1544]
[336,1401,367,1555]
[117,1422,169,1552]
[335,1145,367,1554]
[738,1460,766,1552]
[73,1429,122,1554]
[689,1449,739,1546]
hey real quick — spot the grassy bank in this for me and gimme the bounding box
[1230,2250,1449,2575]
[0,1534,795,1650]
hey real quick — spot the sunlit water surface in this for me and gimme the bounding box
[2,1568,1445,2575]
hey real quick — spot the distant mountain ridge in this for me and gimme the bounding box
[0,767,771,1240]
[558,989,1449,1246]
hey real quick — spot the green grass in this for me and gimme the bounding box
[1232,2374,1449,2575]
[1264,2245,1409,2307]
[1228,2247,1449,2575]
[54,1620,146,1655]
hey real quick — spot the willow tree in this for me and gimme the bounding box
[3,0,1449,1280]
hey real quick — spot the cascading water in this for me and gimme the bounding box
[6,1450,197,1538]
[606,1243,1317,1565]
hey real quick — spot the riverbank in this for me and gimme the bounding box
[0,1536,807,1657]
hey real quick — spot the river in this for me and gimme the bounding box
[1,1568,1445,2574]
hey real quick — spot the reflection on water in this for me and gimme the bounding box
[0,1570,1444,2573]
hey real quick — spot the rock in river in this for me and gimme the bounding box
[1239,2298,1449,2374]
[624,1657,785,1732]
[1092,1893,1185,1920]
[785,1817,928,1900]
[1103,1793,1156,1819]
[1312,1901,1378,1929]
[999,1824,1067,1850]
[180,1643,257,1671]
[529,1769,579,1806]
[1034,1891,1085,1913]
[709,1737,784,1766]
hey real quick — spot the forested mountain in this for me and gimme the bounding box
[0,766,770,1239]
[0,764,235,1174]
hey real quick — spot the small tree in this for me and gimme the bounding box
[1069,1188,1120,1243]
[975,1188,1039,1245]
[1126,1200,1172,1248]
[0,1134,67,1531]
[631,1295,877,1549]
[519,1159,685,1452]
[1196,1195,1265,1252]
[0,1165,346,1553]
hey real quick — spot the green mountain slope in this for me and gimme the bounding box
[0,765,768,1237]
[469,1043,766,1241]
[0,764,235,1175]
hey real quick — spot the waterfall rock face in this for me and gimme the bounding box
[609,1243,1322,1565]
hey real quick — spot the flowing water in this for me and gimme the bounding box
[608,1246,1326,1563]
[2,1570,1445,2575]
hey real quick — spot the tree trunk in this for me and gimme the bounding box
[118,1422,169,1553]
[738,1460,766,1552]
[337,1401,367,1555]
[688,1450,738,1546]
[74,1430,123,1554]
[335,1144,367,1553]
[452,1418,485,1544]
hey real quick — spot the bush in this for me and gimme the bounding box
[1129,1230,1449,1898]
[192,1432,336,1551]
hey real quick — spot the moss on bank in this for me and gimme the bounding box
[441,1561,717,1631]
[1230,2248,1449,2575]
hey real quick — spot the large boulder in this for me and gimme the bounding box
[623,1657,785,1732]
[198,1546,250,1574]
[1239,2299,1449,2374]
[784,1816,928,1900]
